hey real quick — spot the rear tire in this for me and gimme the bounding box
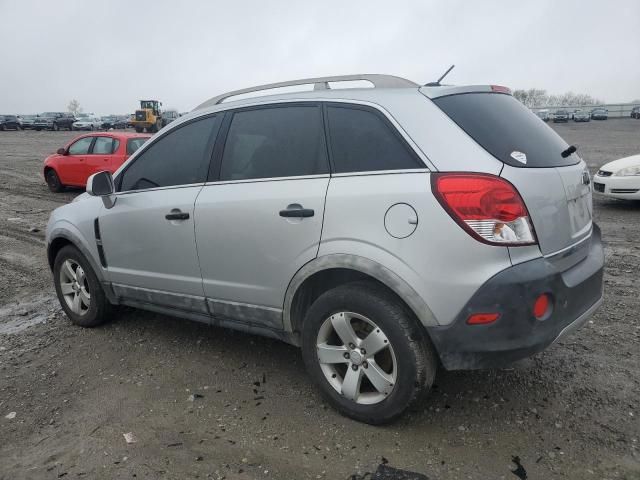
[53,245,112,328]
[45,169,64,193]
[135,127,143,133]
[301,281,437,424]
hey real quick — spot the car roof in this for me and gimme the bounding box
[72,132,151,140]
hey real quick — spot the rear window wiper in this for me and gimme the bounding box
[561,145,577,158]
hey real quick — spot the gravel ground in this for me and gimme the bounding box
[0,120,639,479]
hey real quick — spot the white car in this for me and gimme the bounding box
[593,154,640,200]
[72,117,102,131]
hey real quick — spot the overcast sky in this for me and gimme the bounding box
[1,0,639,115]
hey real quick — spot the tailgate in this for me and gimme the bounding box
[501,161,592,257]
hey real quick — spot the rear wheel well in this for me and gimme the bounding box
[289,268,421,337]
[48,237,73,271]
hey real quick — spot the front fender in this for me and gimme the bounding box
[46,219,106,284]
[283,253,439,332]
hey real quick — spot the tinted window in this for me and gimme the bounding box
[219,106,327,181]
[326,106,421,173]
[68,137,93,155]
[434,93,576,168]
[120,116,220,191]
[93,137,114,154]
[126,137,148,155]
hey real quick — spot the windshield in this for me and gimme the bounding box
[433,92,577,168]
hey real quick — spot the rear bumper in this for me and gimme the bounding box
[427,224,604,370]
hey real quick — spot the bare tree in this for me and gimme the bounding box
[67,99,82,116]
[514,89,603,107]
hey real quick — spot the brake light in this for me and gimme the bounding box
[431,173,537,246]
[491,85,512,94]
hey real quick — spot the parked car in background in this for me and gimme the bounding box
[161,109,181,127]
[45,75,604,424]
[591,108,608,120]
[593,154,640,200]
[34,112,76,131]
[101,116,128,130]
[535,109,550,121]
[72,117,102,131]
[631,106,640,119]
[573,110,590,122]
[0,115,22,130]
[19,114,39,129]
[553,109,569,122]
[43,132,151,192]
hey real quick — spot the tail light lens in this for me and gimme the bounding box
[431,173,537,246]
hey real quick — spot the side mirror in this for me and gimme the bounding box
[57,147,66,155]
[87,171,117,208]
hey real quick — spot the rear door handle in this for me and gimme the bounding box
[165,211,190,221]
[279,206,314,218]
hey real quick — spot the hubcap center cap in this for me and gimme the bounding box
[349,350,364,366]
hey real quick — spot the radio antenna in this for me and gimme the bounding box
[425,64,455,86]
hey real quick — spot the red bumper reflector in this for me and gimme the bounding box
[533,294,550,319]
[467,313,500,325]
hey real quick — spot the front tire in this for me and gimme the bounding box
[53,245,112,328]
[45,169,64,193]
[301,281,437,424]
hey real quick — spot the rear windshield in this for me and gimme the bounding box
[433,92,578,168]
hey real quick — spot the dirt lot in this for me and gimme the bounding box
[1,120,639,479]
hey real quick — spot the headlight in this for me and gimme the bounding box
[615,166,640,176]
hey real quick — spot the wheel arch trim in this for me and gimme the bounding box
[283,254,438,333]
[47,223,105,285]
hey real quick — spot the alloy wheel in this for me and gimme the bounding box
[316,311,397,405]
[59,259,91,315]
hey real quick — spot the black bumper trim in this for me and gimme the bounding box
[427,224,604,370]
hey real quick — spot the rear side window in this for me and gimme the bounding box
[433,93,576,168]
[119,116,221,191]
[326,105,422,173]
[126,137,148,155]
[219,106,328,181]
[92,137,114,154]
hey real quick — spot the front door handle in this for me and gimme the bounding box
[165,210,190,221]
[279,205,314,218]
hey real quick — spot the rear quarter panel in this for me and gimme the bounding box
[318,172,512,325]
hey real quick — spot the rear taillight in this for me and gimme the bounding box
[431,173,537,246]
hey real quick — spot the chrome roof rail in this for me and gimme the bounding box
[195,74,418,110]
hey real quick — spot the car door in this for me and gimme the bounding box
[85,136,117,179]
[194,104,330,329]
[98,115,222,313]
[57,136,94,186]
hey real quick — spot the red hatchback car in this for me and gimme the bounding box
[43,132,151,192]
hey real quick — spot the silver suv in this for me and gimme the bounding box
[46,74,604,424]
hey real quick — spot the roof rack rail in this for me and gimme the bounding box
[195,74,418,110]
